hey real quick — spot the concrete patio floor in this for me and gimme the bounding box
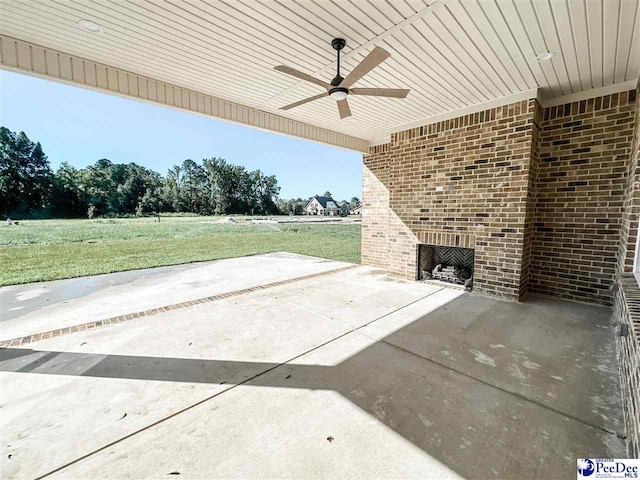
[0,253,626,479]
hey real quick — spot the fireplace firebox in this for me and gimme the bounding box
[418,244,474,291]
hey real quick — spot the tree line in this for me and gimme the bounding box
[1,127,283,218]
[1,127,362,219]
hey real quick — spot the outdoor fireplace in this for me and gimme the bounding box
[418,244,474,291]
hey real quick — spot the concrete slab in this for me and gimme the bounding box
[270,266,449,329]
[44,333,625,480]
[0,252,350,341]
[358,292,623,435]
[0,262,449,479]
[0,290,352,479]
[0,255,627,479]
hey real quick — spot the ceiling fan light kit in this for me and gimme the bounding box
[274,38,410,119]
[329,88,349,101]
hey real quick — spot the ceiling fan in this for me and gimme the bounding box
[274,38,410,120]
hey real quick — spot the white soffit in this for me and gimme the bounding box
[0,0,638,149]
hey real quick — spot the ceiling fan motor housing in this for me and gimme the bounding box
[331,38,346,51]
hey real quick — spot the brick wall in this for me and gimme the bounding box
[530,91,637,304]
[362,99,540,300]
[362,90,638,305]
[618,84,640,275]
[361,144,419,276]
[613,276,640,457]
[520,104,542,298]
[614,82,640,458]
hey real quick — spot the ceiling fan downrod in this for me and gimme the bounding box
[331,38,346,87]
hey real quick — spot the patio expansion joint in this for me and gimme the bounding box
[0,264,359,349]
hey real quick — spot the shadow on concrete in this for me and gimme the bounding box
[0,293,626,479]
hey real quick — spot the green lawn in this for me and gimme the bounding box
[0,217,361,286]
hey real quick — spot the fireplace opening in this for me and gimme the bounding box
[418,244,474,291]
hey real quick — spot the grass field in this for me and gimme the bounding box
[0,217,361,286]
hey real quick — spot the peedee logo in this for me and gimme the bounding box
[578,459,640,479]
[577,459,595,477]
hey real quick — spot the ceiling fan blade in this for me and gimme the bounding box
[339,46,391,88]
[280,93,327,110]
[350,88,410,98]
[274,65,331,89]
[337,99,351,119]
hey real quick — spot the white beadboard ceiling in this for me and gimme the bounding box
[0,0,638,147]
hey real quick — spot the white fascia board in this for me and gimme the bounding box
[539,79,639,107]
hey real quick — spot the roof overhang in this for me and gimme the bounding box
[0,0,638,153]
[0,34,370,153]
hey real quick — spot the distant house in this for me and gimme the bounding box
[350,205,362,215]
[336,201,350,216]
[305,196,340,216]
